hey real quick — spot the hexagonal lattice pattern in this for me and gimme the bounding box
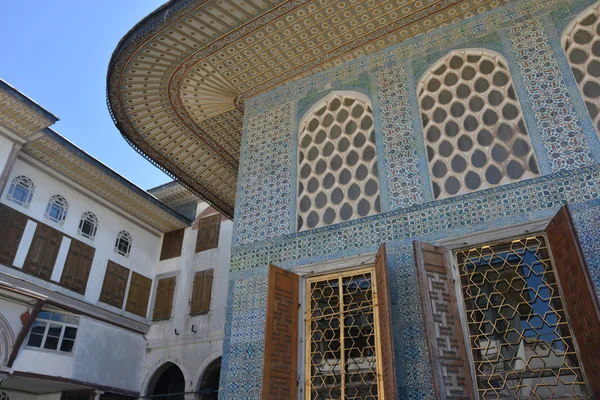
[418,50,540,199]
[456,236,590,399]
[563,2,600,138]
[298,93,380,231]
[307,270,379,399]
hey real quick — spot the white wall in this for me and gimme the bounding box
[141,203,232,394]
[0,158,162,318]
[71,317,145,392]
[0,134,15,172]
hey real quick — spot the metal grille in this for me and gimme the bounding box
[306,269,381,399]
[456,235,590,399]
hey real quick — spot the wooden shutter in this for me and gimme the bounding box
[99,261,129,308]
[195,214,221,253]
[126,272,153,317]
[152,276,176,321]
[23,223,63,280]
[413,241,475,399]
[373,244,397,400]
[261,264,299,400]
[160,228,185,261]
[0,204,28,266]
[546,205,600,396]
[60,239,95,294]
[190,269,214,315]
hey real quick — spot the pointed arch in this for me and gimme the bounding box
[562,1,600,138]
[297,91,381,230]
[417,49,540,199]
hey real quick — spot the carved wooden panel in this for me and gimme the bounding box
[413,241,475,399]
[374,243,397,400]
[546,205,600,397]
[0,204,28,266]
[261,264,298,400]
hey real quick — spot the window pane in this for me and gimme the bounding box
[30,320,47,335]
[27,333,43,348]
[60,339,75,353]
[63,327,77,340]
[47,324,62,338]
[14,186,28,202]
[50,312,66,322]
[44,336,59,350]
[38,311,51,320]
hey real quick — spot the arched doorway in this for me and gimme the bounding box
[147,363,185,400]
[197,357,220,400]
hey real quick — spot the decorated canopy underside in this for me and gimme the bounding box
[107,0,516,219]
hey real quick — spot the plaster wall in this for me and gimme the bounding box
[0,391,61,400]
[0,134,15,172]
[142,203,231,394]
[71,317,145,392]
[0,158,161,318]
[221,0,600,397]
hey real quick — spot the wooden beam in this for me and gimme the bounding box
[7,299,45,368]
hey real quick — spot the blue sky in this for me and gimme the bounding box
[0,1,172,190]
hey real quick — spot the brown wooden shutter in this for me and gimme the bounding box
[60,239,95,294]
[261,264,299,400]
[373,243,397,400]
[546,205,600,396]
[152,276,176,321]
[190,269,214,315]
[195,214,221,253]
[160,228,185,261]
[125,272,153,317]
[23,223,63,280]
[99,261,129,308]
[0,204,28,266]
[413,241,475,399]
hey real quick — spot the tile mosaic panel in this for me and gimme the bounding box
[508,18,595,171]
[234,104,294,245]
[377,65,424,209]
[222,0,600,398]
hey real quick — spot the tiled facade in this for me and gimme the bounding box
[222,0,600,397]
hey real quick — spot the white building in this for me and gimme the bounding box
[0,80,231,400]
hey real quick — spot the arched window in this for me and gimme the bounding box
[563,2,600,136]
[418,49,540,199]
[45,194,68,224]
[7,175,34,207]
[114,230,132,257]
[297,92,380,231]
[78,212,98,240]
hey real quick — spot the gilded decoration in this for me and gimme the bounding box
[107,0,520,218]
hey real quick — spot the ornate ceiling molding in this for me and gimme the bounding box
[107,0,515,219]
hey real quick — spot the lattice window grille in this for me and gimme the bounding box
[418,50,540,200]
[563,2,600,137]
[7,175,34,208]
[297,92,380,231]
[114,230,132,257]
[45,194,69,225]
[78,211,98,240]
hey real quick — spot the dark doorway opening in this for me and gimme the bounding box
[197,357,221,400]
[147,363,185,400]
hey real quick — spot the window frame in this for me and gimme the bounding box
[77,211,98,240]
[45,194,69,225]
[436,218,591,398]
[25,311,79,355]
[114,230,132,257]
[296,91,381,231]
[293,253,381,399]
[6,175,35,208]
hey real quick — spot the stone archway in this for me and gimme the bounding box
[196,357,221,400]
[147,363,185,400]
[0,313,15,367]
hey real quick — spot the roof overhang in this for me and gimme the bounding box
[107,0,516,219]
